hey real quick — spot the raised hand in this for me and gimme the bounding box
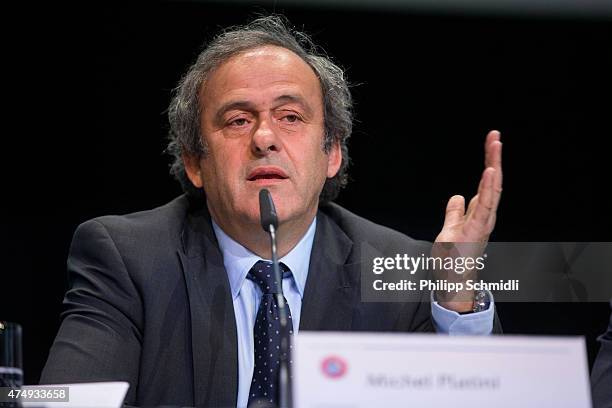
[434,130,503,312]
[436,130,503,244]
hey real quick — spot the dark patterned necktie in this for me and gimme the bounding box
[247,260,294,408]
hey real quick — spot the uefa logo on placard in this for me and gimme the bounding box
[321,356,348,379]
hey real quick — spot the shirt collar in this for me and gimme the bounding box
[211,217,316,300]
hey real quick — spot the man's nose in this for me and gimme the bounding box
[251,118,281,156]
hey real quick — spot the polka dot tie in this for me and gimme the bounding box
[247,260,294,408]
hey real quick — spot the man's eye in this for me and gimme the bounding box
[282,114,300,123]
[229,118,248,126]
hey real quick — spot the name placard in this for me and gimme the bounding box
[294,333,591,408]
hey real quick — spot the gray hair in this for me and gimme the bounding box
[166,15,353,203]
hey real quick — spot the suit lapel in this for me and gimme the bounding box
[300,210,360,331]
[178,204,238,408]
[175,200,360,404]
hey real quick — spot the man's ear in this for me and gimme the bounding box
[326,140,342,178]
[182,153,204,188]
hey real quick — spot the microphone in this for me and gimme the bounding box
[259,189,292,408]
[259,189,278,233]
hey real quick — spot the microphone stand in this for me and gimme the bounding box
[259,189,292,408]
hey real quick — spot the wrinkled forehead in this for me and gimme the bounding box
[199,45,324,112]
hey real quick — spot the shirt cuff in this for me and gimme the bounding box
[430,290,495,335]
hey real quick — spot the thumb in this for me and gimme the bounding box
[443,195,465,229]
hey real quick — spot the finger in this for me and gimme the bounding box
[488,188,502,230]
[465,194,479,218]
[466,165,487,218]
[442,195,465,229]
[486,135,503,193]
[491,140,503,186]
[486,129,501,143]
[486,170,499,232]
[464,167,495,237]
[486,211,497,233]
[484,130,501,170]
[489,142,503,218]
[484,132,503,227]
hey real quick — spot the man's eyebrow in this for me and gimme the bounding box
[213,100,256,123]
[213,94,314,123]
[273,94,314,116]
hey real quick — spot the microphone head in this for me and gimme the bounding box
[259,189,278,232]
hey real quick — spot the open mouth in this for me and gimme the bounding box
[248,174,285,180]
[247,167,289,181]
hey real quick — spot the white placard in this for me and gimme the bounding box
[294,332,592,408]
[22,382,129,408]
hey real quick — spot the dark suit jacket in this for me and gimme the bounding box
[40,195,501,407]
[592,301,612,408]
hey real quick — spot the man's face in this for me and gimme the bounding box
[184,45,341,229]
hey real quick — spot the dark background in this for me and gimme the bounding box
[1,0,611,385]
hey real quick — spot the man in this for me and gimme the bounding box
[592,301,612,408]
[41,16,503,407]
